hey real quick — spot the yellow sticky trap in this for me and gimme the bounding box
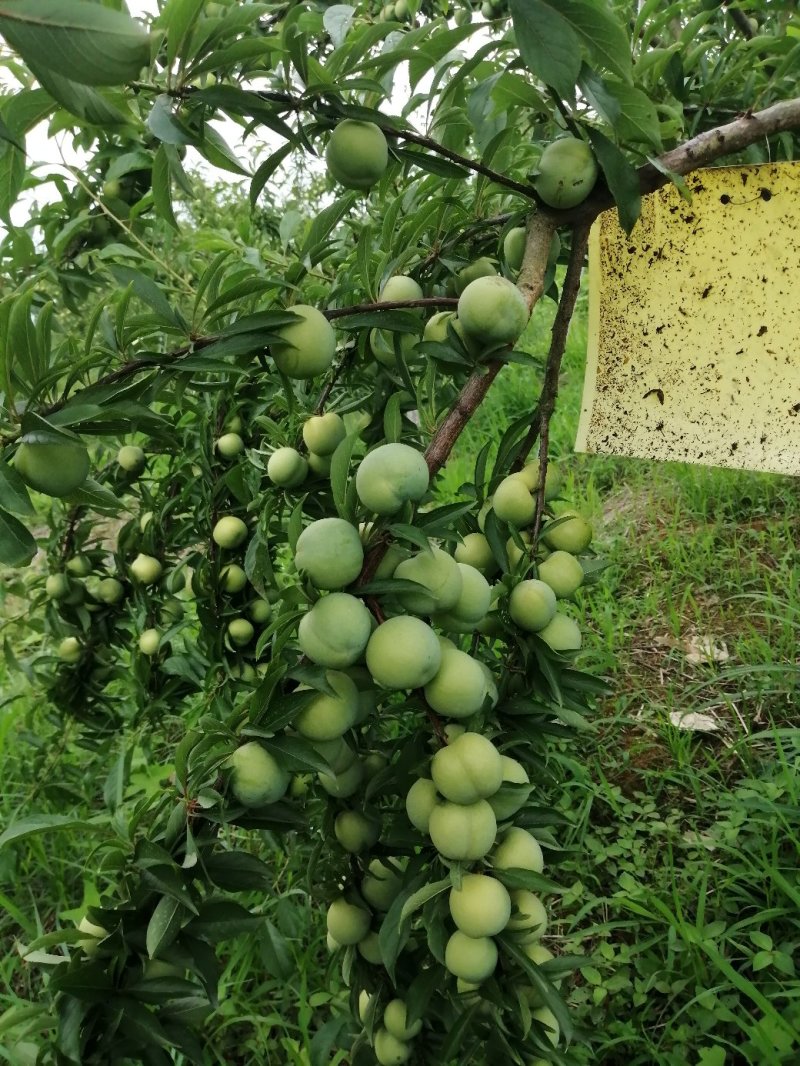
[576,163,800,476]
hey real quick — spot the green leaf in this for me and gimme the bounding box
[329,430,359,521]
[152,144,178,231]
[383,392,403,443]
[393,147,471,180]
[163,0,204,66]
[508,0,582,100]
[146,895,187,959]
[323,4,354,49]
[203,850,273,892]
[586,126,641,234]
[553,0,632,83]
[109,265,185,329]
[0,506,35,567]
[0,0,151,87]
[185,900,263,944]
[0,460,33,515]
[250,142,294,208]
[0,813,97,849]
[399,878,450,922]
[148,94,195,146]
[600,78,663,150]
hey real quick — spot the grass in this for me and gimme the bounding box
[1,287,799,1064]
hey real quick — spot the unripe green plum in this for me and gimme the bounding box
[334,810,379,853]
[509,579,557,633]
[269,447,307,488]
[369,327,419,368]
[294,518,363,589]
[15,440,90,498]
[454,532,496,575]
[507,889,548,942]
[488,755,531,820]
[346,665,380,722]
[532,1006,560,1047]
[227,618,254,647]
[225,413,242,434]
[46,573,71,600]
[423,648,492,718]
[534,136,598,210]
[326,119,389,190]
[358,930,383,965]
[314,736,357,774]
[374,1029,411,1065]
[220,563,247,594]
[455,256,497,296]
[212,516,248,549]
[431,731,503,803]
[506,532,532,570]
[96,577,124,605]
[423,310,453,343]
[130,553,163,585]
[537,612,582,652]
[249,598,272,624]
[405,777,438,833]
[434,562,491,630]
[444,931,498,983]
[298,593,372,668]
[541,512,592,553]
[394,0,410,21]
[454,7,471,25]
[326,896,371,946]
[394,547,463,615]
[363,751,388,779]
[356,443,429,516]
[491,826,544,873]
[58,636,82,663]
[457,276,529,348]
[481,0,494,17]
[503,227,527,272]
[76,915,107,955]
[492,474,535,527]
[117,445,146,475]
[228,741,290,806]
[428,799,497,860]
[294,670,359,741]
[307,451,332,477]
[138,628,161,656]
[384,999,422,1041]
[318,758,364,798]
[380,275,423,303]
[362,858,404,911]
[162,599,185,627]
[302,412,346,456]
[538,550,584,599]
[66,555,93,577]
[517,459,563,500]
[271,305,336,380]
[216,432,244,459]
[366,616,441,689]
[449,873,511,938]
[231,662,257,682]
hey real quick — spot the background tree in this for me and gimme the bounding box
[0,1,798,1064]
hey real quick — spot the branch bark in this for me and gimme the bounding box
[567,97,800,226]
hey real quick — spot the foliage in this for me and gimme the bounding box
[0,0,797,1064]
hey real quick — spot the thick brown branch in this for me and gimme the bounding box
[566,96,800,226]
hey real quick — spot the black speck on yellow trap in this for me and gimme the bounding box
[576,162,800,476]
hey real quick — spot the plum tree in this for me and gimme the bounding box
[0,2,792,1063]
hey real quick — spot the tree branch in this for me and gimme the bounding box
[529,224,592,543]
[566,96,800,226]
